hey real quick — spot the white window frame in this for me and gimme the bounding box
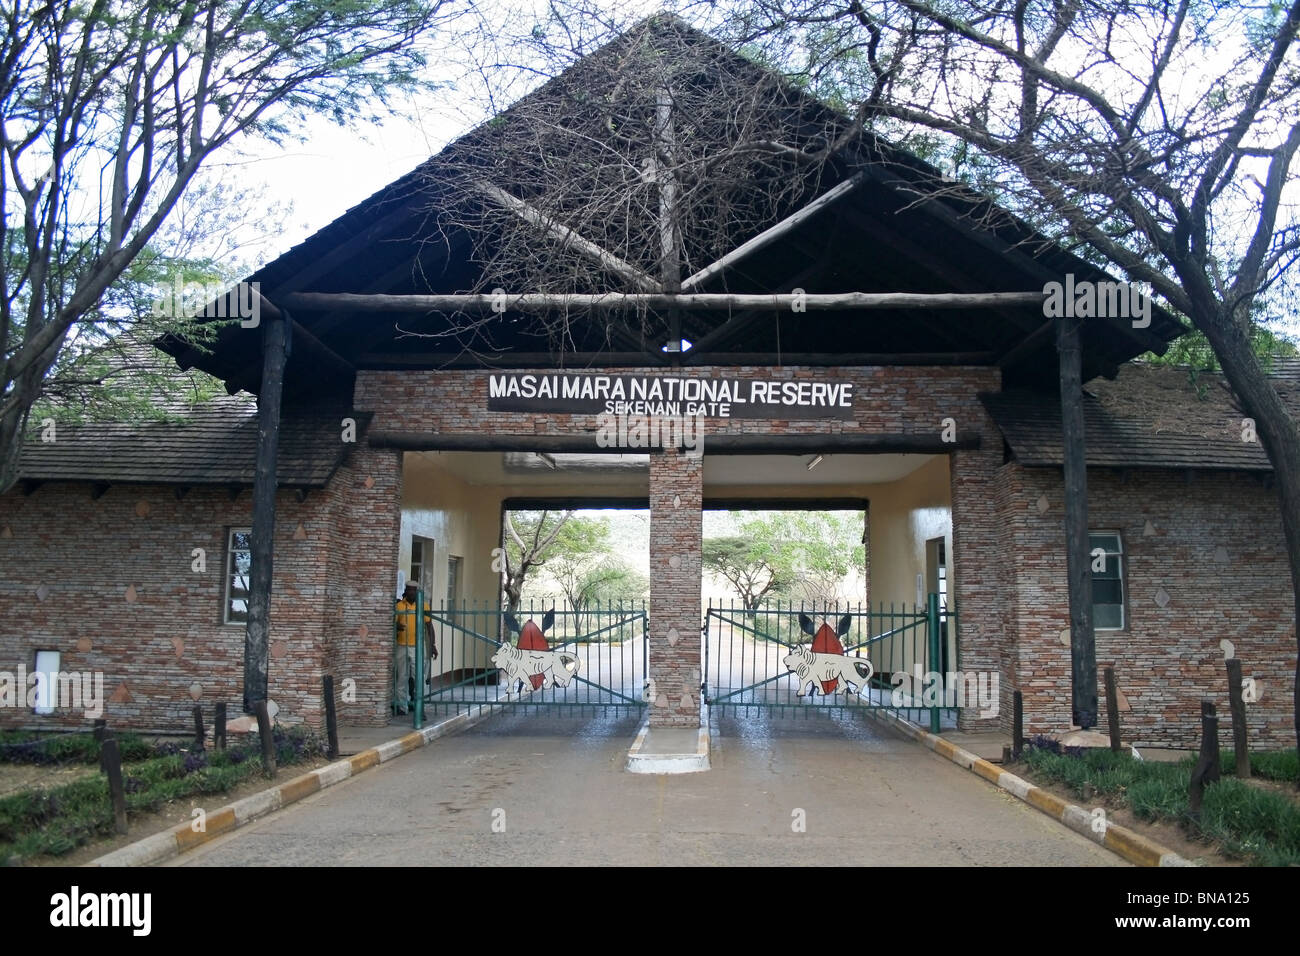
[410,536,433,594]
[225,528,252,625]
[446,554,462,607]
[1089,531,1125,631]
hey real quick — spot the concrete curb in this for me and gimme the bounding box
[866,710,1196,868]
[88,703,503,867]
[625,705,711,774]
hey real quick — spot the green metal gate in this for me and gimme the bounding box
[396,597,648,727]
[703,594,957,731]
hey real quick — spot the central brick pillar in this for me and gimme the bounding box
[648,448,703,728]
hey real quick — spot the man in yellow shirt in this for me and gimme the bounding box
[393,581,433,715]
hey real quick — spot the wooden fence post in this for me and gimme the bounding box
[192,705,205,752]
[1188,699,1220,817]
[1104,667,1122,752]
[101,737,128,835]
[98,728,112,772]
[214,702,227,751]
[323,676,339,760]
[1012,690,1024,758]
[1225,658,1250,778]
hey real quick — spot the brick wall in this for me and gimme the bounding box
[0,482,333,733]
[320,442,403,727]
[648,449,703,727]
[354,364,1007,731]
[1002,463,1297,747]
[10,362,1287,746]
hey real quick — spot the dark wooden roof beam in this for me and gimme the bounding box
[370,431,980,454]
[683,261,827,359]
[849,159,1170,357]
[998,318,1055,369]
[300,230,476,356]
[835,204,1042,338]
[690,351,995,365]
[281,290,1044,315]
[355,350,678,368]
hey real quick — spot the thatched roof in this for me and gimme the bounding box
[158,14,1185,401]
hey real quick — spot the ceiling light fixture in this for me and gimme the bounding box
[807,455,824,471]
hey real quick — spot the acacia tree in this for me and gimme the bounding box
[27,175,288,423]
[0,0,458,490]
[541,515,624,629]
[685,0,1300,762]
[765,511,866,607]
[704,536,785,611]
[706,510,866,610]
[501,509,574,612]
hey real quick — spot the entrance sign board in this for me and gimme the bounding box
[487,372,854,420]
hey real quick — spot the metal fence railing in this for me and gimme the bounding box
[394,596,648,727]
[703,594,957,730]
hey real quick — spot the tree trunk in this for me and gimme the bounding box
[0,335,65,494]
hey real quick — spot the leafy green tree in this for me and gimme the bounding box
[1149,325,1298,375]
[581,561,648,606]
[703,536,785,612]
[542,515,615,626]
[501,509,573,613]
[705,510,867,611]
[757,511,866,608]
[1,0,458,490]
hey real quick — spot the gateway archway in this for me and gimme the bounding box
[388,443,962,733]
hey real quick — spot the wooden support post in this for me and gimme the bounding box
[323,676,339,760]
[255,699,276,776]
[655,87,682,366]
[214,702,227,751]
[1057,313,1098,728]
[1188,699,1221,817]
[192,705,205,752]
[101,737,128,835]
[243,308,291,713]
[92,718,106,742]
[98,728,112,772]
[1104,666,1122,752]
[1225,657,1250,778]
[1013,691,1024,758]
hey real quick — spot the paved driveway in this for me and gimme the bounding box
[173,709,1122,866]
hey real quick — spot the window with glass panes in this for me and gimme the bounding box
[446,555,462,608]
[1089,532,1125,630]
[225,529,252,624]
[410,536,433,592]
